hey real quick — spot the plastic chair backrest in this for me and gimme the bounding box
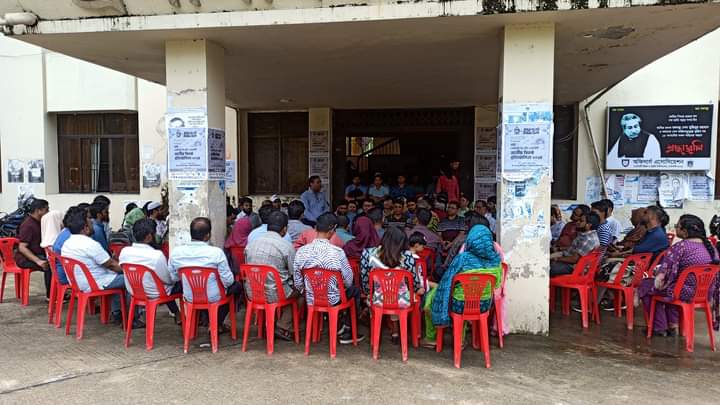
[302,267,348,307]
[347,257,361,287]
[613,252,652,287]
[59,255,102,292]
[240,263,285,304]
[121,263,170,301]
[570,250,601,282]
[368,268,414,309]
[109,242,128,258]
[178,266,226,305]
[673,264,720,304]
[0,237,19,268]
[666,233,675,246]
[710,235,718,246]
[230,247,245,267]
[45,247,61,280]
[160,242,170,260]
[450,273,496,314]
[501,262,509,295]
[647,250,668,277]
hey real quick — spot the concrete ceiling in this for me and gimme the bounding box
[6,3,720,109]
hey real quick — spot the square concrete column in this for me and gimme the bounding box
[165,39,226,248]
[497,23,555,334]
[308,108,332,197]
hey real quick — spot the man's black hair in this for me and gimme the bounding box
[408,232,427,247]
[392,198,404,206]
[367,208,384,225]
[258,205,274,224]
[576,204,591,216]
[591,200,610,216]
[336,200,348,208]
[308,175,321,185]
[239,197,252,206]
[267,211,289,233]
[29,199,49,214]
[67,208,89,234]
[600,198,614,211]
[226,205,236,217]
[316,212,338,233]
[288,200,305,220]
[89,202,108,219]
[93,195,111,206]
[586,212,601,230]
[465,211,490,230]
[133,218,157,243]
[487,196,497,204]
[337,215,349,229]
[416,208,432,226]
[77,203,90,210]
[190,217,212,241]
[62,206,84,229]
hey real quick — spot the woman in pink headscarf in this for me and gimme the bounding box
[343,216,381,259]
[225,216,253,249]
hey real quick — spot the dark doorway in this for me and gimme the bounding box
[333,108,475,202]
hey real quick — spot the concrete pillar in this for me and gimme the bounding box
[308,108,332,198]
[165,39,226,248]
[497,23,555,334]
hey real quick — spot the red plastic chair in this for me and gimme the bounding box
[229,246,246,282]
[666,233,675,246]
[595,253,652,330]
[109,242,128,259]
[435,273,497,368]
[160,242,170,260]
[178,266,237,353]
[60,256,127,340]
[301,267,359,358]
[710,235,718,246]
[549,250,602,328]
[0,238,23,304]
[417,247,437,282]
[368,268,419,361]
[491,262,508,348]
[347,257,361,290]
[46,247,71,327]
[647,264,720,352]
[645,250,667,278]
[240,264,300,355]
[122,263,184,350]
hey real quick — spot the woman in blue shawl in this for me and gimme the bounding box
[420,224,502,348]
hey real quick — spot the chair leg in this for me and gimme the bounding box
[242,303,254,352]
[496,300,505,348]
[593,287,601,325]
[410,306,419,349]
[452,316,463,368]
[292,302,300,344]
[265,304,277,356]
[0,272,6,303]
[578,288,589,328]
[145,302,157,351]
[704,303,715,352]
[183,308,194,354]
[21,270,31,306]
[328,309,339,359]
[350,300,358,346]
[76,295,88,340]
[371,308,383,360]
[436,327,444,353]
[399,312,409,362]
[119,293,127,331]
[55,286,66,328]
[646,299,657,338]
[624,289,635,330]
[65,294,75,335]
[100,296,108,324]
[682,305,695,352]
[304,307,314,356]
[256,310,264,339]
[562,288,571,316]
[471,320,480,349]
[48,280,56,321]
[209,305,219,353]
[14,273,21,299]
[124,298,136,348]
[229,297,238,341]
[614,290,622,317]
[313,312,321,343]
[480,317,491,369]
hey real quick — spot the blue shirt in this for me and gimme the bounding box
[52,228,72,284]
[345,184,367,196]
[367,185,390,199]
[91,219,109,251]
[168,241,234,303]
[390,185,416,200]
[633,226,669,256]
[248,224,293,245]
[300,189,329,222]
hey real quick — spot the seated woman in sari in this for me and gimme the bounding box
[420,224,502,348]
[638,214,720,337]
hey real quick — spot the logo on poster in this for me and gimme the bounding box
[622,159,629,168]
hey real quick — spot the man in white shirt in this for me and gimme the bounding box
[168,217,241,332]
[119,218,181,323]
[61,206,143,328]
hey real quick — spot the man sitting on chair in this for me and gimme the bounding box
[119,218,182,324]
[169,218,241,334]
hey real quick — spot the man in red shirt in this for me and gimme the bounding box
[15,199,50,299]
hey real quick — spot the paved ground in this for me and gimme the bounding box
[1,277,720,404]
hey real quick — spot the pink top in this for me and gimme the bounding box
[436,175,460,202]
[293,229,345,250]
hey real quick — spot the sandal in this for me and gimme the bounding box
[420,338,436,349]
[274,328,293,342]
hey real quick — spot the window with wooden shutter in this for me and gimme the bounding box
[248,112,309,194]
[57,113,139,194]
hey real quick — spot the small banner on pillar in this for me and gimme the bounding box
[208,128,226,180]
[499,103,553,181]
[167,108,209,180]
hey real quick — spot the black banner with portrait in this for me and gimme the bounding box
[606,104,714,171]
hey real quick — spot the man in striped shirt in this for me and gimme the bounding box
[591,200,615,257]
[293,213,365,344]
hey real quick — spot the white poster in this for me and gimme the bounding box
[688,175,713,201]
[142,163,162,188]
[658,173,686,209]
[475,127,497,151]
[208,128,225,180]
[501,122,553,174]
[167,108,208,180]
[604,174,625,208]
[27,159,44,183]
[623,175,640,205]
[7,159,24,183]
[309,156,330,177]
[309,130,329,156]
[475,152,496,178]
[225,160,236,186]
[474,181,496,201]
[584,176,602,203]
[638,175,659,202]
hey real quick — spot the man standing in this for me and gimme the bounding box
[300,176,329,227]
[293,213,364,344]
[15,199,50,300]
[169,218,241,333]
[245,211,301,341]
[286,200,312,243]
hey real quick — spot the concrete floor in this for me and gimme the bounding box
[1,277,720,404]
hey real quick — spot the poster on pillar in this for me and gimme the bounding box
[207,128,225,181]
[605,105,713,171]
[500,103,553,180]
[167,108,209,180]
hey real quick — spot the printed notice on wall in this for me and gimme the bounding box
[638,175,659,202]
[207,128,225,181]
[658,173,686,209]
[584,176,602,203]
[167,108,208,180]
[225,160,236,186]
[500,103,553,178]
[143,163,162,188]
[309,130,329,156]
[309,156,330,177]
[27,159,44,183]
[688,175,713,201]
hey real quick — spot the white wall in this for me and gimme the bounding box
[554,28,720,228]
[0,35,238,230]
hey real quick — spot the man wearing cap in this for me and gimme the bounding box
[145,201,167,243]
